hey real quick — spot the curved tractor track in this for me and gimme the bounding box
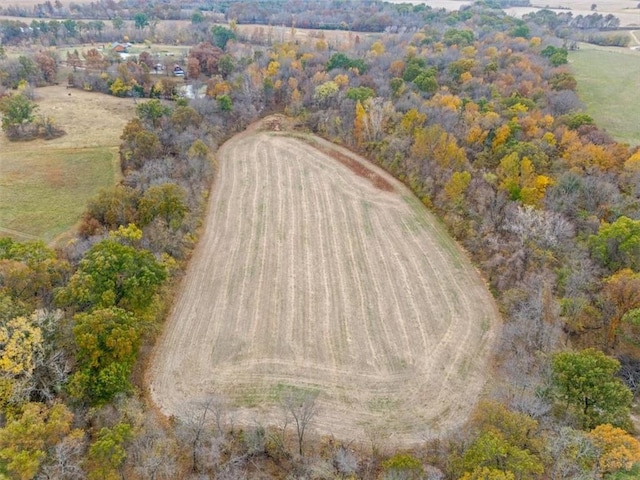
[148,118,500,445]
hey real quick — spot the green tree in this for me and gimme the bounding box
[345,86,375,103]
[111,16,124,31]
[68,307,140,403]
[443,28,474,46]
[211,25,236,49]
[191,10,205,24]
[462,431,544,478]
[218,54,234,77]
[136,99,170,128]
[326,53,367,73]
[590,216,640,272]
[511,23,530,38]
[88,423,132,480]
[217,94,233,112]
[413,71,438,93]
[551,349,633,429]
[0,402,76,480]
[57,235,166,313]
[469,400,542,454]
[460,468,515,480]
[541,45,568,66]
[133,12,149,30]
[382,453,424,480]
[138,183,188,230]
[0,93,37,138]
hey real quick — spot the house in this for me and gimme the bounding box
[110,42,132,54]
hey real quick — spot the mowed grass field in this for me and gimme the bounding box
[149,117,500,445]
[569,44,640,146]
[0,86,135,243]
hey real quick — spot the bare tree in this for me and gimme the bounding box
[176,395,231,474]
[130,416,178,480]
[39,433,86,480]
[334,445,358,478]
[280,388,319,457]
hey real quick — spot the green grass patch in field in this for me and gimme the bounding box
[0,146,117,242]
[368,395,400,413]
[570,46,640,145]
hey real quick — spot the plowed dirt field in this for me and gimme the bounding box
[148,118,500,445]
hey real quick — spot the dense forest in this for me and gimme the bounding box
[1,0,639,478]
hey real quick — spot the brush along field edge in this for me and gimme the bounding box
[148,120,500,445]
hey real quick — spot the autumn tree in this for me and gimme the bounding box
[601,269,640,347]
[460,468,515,480]
[138,183,188,230]
[56,229,166,313]
[454,401,545,479]
[109,77,131,97]
[0,238,68,307]
[83,48,107,71]
[0,402,78,480]
[496,152,553,207]
[381,453,424,480]
[67,307,140,403]
[588,424,640,475]
[80,184,139,235]
[33,51,57,83]
[66,50,82,72]
[460,431,544,479]
[551,349,633,429]
[87,423,132,480]
[0,315,42,408]
[188,42,224,76]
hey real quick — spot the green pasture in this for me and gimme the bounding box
[0,146,118,243]
[569,45,640,146]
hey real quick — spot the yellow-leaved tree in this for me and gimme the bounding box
[0,315,43,408]
[588,424,640,474]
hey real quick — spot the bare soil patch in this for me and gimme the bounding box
[148,117,500,446]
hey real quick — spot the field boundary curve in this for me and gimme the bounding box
[148,116,501,445]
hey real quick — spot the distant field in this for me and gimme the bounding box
[569,44,640,146]
[505,1,640,27]
[0,86,135,244]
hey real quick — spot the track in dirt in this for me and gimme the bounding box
[148,119,500,445]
